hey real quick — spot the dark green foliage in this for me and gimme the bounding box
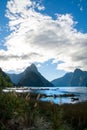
[0,68,13,88]
[61,103,87,130]
[0,91,87,130]
[0,91,42,129]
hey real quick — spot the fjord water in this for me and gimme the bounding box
[3,87,87,104]
[36,87,87,104]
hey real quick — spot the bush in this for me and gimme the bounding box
[0,91,87,130]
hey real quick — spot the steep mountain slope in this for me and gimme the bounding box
[52,72,73,87]
[71,69,87,86]
[0,68,13,88]
[52,69,87,87]
[8,73,23,84]
[9,64,54,87]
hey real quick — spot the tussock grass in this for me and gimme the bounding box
[0,91,87,130]
[61,102,87,130]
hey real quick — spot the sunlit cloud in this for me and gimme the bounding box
[0,0,87,73]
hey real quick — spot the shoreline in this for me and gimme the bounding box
[3,87,87,105]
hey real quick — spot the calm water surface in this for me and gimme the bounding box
[3,87,87,104]
[34,87,87,104]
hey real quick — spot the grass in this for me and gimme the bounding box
[61,102,87,130]
[0,90,87,130]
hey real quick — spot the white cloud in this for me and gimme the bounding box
[78,2,83,12]
[0,0,87,73]
[80,6,83,11]
[36,63,42,68]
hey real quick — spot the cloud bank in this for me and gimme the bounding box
[0,0,87,72]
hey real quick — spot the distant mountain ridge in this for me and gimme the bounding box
[52,69,87,87]
[8,64,54,87]
[52,72,73,87]
[7,66,87,87]
[71,69,87,86]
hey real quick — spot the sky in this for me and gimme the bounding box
[0,0,87,81]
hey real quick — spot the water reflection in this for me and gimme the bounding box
[39,87,87,104]
[3,87,87,104]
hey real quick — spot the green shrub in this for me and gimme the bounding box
[0,92,87,130]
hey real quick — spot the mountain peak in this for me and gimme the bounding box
[75,68,82,72]
[11,63,54,87]
[30,63,37,69]
[25,64,38,74]
[74,68,82,74]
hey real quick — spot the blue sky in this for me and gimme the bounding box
[0,0,87,81]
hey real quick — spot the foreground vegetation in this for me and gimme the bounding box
[0,90,87,130]
[0,68,13,88]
